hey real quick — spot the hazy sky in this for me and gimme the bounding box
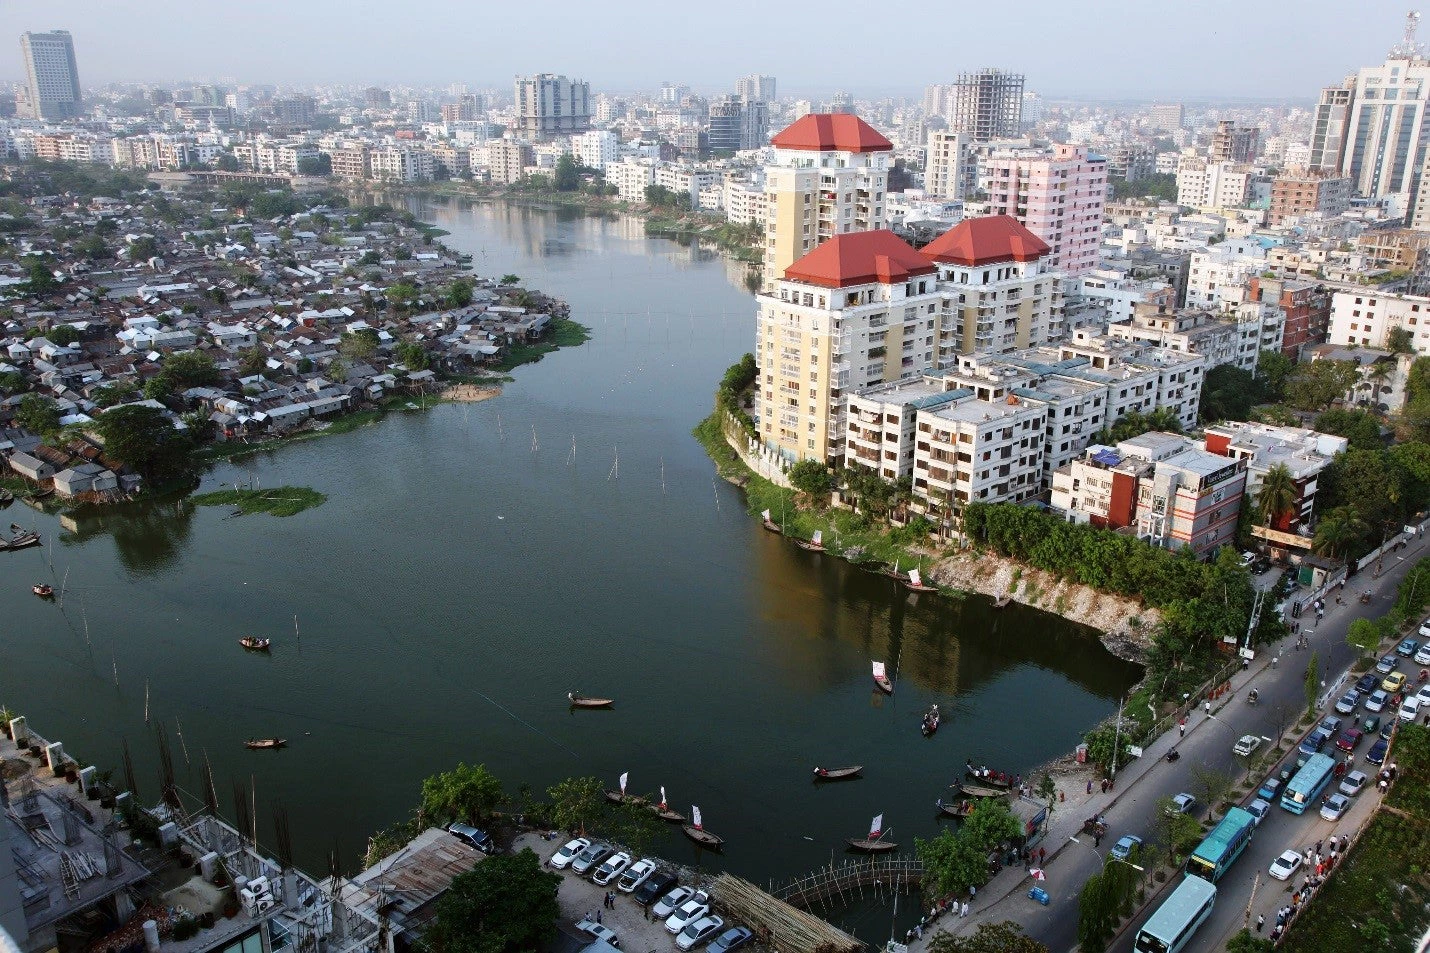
[0,0,1416,100]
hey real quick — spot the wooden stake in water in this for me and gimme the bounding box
[111,655,118,687]
[608,447,619,481]
[59,566,69,608]
[661,457,666,495]
[144,679,150,725]
[567,434,576,466]
[531,425,539,453]
[175,718,191,766]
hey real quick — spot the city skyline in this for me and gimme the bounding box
[0,0,1414,100]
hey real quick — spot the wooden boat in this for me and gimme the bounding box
[994,594,1012,608]
[760,508,782,534]
[605,771,647,807]
[567,692,613,708]
[31,584,54,597]
[652,786,685,822]
[957,782,1008,799]
[795,530,825,552]
[847,814,896,853]
[682,806,724,850]
[921,705,941,737]
[872,660,893,695]
[243,738,286,750]
[879,558,903,579]
[813,765,863,781]
[937,799,974,819]
[964,770,1012,788]
[239,636,271,651]
[902,568,939,593]
[3,532,40,551]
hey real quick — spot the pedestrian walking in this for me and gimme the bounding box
[1257,914,1265,932]
[1315,839,1322,854]
[1179,716,1186,737]
[1205,699,1211,715]
[1087,779,1093,795]
[960,901,969,918]
[970,885,976,899]
[595,909,602,925]
[1273,655,1279,668]
[915,924,923,940]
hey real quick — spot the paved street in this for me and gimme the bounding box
[914,527,1426,953]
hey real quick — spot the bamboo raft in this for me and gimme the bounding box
[712,873,863,952]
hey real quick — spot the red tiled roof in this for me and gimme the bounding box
[920,215,1050,266]
[770,114,893,153]
[782,230,936,289]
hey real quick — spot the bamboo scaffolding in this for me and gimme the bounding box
[711,873,863,953]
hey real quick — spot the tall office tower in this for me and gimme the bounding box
[514,73,591,140]
[923,84,955,119]
[442,95,483,123]
[761,113,894,288]
[1022,91,1044,127]
[709,96,770,152]
[659,83,689,104]
[978,144,1107,276]
[20,30,82,121]
[947,69,1024,141]
[365,87,392,108]
[740,98,769,150]
[1209,119,1259,163]
[924,130,972,199]
[736,74,777,103]
[1148,103,1185,131]
[1309,11,1430,199]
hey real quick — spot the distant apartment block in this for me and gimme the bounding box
[488,138,535,185]
[1269,169,1351,224]
[1328,288,1430,354]
[923,130,972,200]
[1109,300,1260,372]
[1209,120,1259,163]
[708,96,768,152]
[977,144,1107,276]
[573,129,619,171]
[1148,103,1184,131]
[20,30,81,121]
[927,69,1024,141]
[1175,157,1254,209]
[514,73,590,139]
[736,74,777,103]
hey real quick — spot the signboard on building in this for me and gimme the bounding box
[1251,525,1313,549]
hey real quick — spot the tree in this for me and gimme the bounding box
[1254,463,1298,527]
[545,776,605,835]
[92,404,194,480]
[1313,408,1382,451]
[1256,349,1294,401]
[75,235,110,261]
[339,328,380,361]
[1284,360,1359,412]
[46,324,81,347]
[20,260,59,297]
[1200,364,1258,423]
[788,459,832,497]
[960,799,1024,854]
[1388,326,1416,355]
[428,848,559,953]
[499,274,520,285]
[0,371,27,395]
[162,351,219,388]
[296,154,332,176]
[1313,505,1368,560]
[644,184,688,208]
[1226,928,1275,953]
[1150,796,1203,865]
[213,153,240,172]
[128,236,159,261]
[611,799,665,857]
[385,282,419,311]
[927,921,1049,953]
[1347,617,1381,658]
[444,278,474,309]
[238,348,267,377]
[915,827,988,898]
[396,340,430,371]
[553,153,580,192]
[1189,765,1234,820]
[1076,866,1120,953]
[92,380,138,408]
[419,763,504,827]
[1305,649,1321,716]
[15,393,61,436]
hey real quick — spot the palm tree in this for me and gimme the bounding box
[1367,360,1395,411]
[1255,463,1298,528]
[1313,505,1368,560]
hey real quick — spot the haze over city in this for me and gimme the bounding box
[0,0,1415,99]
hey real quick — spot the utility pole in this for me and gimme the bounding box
[1110,695,1125,783]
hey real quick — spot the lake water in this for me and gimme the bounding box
[0,196,1140,929]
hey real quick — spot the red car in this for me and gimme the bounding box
[1336,728,1364,752]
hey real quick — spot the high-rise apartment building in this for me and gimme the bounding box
[762,113,893,288]
[923,130,972,199]
[1309,15,1430,199]
[1208,120,1259,163]
[365,87,391,108]
[20,30,82,121]
[1175,156,1254,210]
[977,144,1107,276]
[441,96,483,123]
[944,69,1024,141]
[736,74,776,103]
[1148,103,1184,131]
[514,73,590,139]
[708,96,767,152]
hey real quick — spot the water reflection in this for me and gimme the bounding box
[61,495,195,575]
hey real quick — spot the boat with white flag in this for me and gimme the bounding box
[652,786,685,822]
[902,568,938,593]
[795,529,824,551]
[872,660,893,694]
[605,771,645,806]
[682,805,725,849]
[761,509,782,534]
[847,813,897,853]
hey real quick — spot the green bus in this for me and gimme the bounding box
[1186,807,1256,882]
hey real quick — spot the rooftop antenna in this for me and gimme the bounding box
[1393,9,1424,57]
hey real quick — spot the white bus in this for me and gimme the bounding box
[1133,874,1216,953]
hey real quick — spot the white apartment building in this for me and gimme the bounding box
[1080,270,1174,324]
[370,148,435,182]
[1175,157,1254,210]
[1203,420,1347,536]
[920,215,1063,357]
[654,164,719,205]
[976,144,1107,276]
[755,229,942,464]
[573,129,619,171]
[912,394,1045,507]
[723,179,768,226]
[924,130,972,200]
[1328,288,1430,353]
[607,158,656,203]
[763,114,893,288]
[845,377,961,482]
[1185,247,1267,311]
[1107,301,1260,372]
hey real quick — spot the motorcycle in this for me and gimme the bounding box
[1165,749,1181,763]
[1361,591,1373,605]
[1247,688,1259,705]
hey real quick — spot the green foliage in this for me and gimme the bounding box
[927,921,1049,953]
[1226,928,1275,952]
[190,487,327,518]
[715,353,758,437]
[93,405,195,480]
[788,459,832,497]
[1394,558,1430,624]
[553,153,580,192]
[1312,504,1369,559]
[46,324,81,346]
[644,184,688,209]
[1200,364,1259,423]
[429,849,560,953]
[1388,326,1416,354]
[1305,649,1321,716]
[249,191,300,219]
[339,327,380,361]
[1284,359,1359,413]
[74,235,109,261]
[1347,617,1382,658]
[420,763,504,827]
[544,776,605,835]
[15,393,60,436]
[1151,795,1204,865]
[1257,349,1294,395]
[396,340,431,371]
[499,274,520,285]
[128,236,159,261]
[915,827,989,899]
[0,371,27,395]
[238,348,267,377]
[357,250,381,266]
[162,351,220,388]
[1110,172,1177,203]
[1254,462,1298,526]
[1403,357,1430,442]
[1090,406,1182,444]
[444,277,474,309]
[19,260,59,297]
[1313,408,1383,451]
[385,282,419,311]
[1189,765,1233,820]
[296,154,331,176]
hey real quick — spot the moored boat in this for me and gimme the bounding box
[760,508,782,534]
[936,799,974,819]
[0,489,12,505]
[813,765,863,781]
[30,488,53,500]
[567,692,614,709]
[652,785,685,822]
[921,705,941,737]
[902,568,938,593]
[31,584,53,598]
[795,530,825,552]
[244,738,286,750]
[682,805,724,849]
[846,814,896,853]
[605,771,646,806]
[239,636,271,651]
[963,762,1013,787]
[957,781,1007,798]
[872,660,893,694]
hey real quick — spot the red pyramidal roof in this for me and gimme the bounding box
[920,215,1050,266]
[783,230,935,288]
[771,114,893,153]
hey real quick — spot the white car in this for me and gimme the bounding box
[1415,644,1430,665]
[676,914,726,951]
[617,858,656,893]
[1321,793,1352,821]
[1166,793,1197,815]
[1419,618,1430,640]
[1245,798,1271,826]
[1233,734,1262,757]
[1416,684,1430,707]
[591,851,631,886]
[666,893,712,934]
[1340,770,1369,796]
[1269,849,1304,881]
[575,918,619,948]
[652,886,696,920]
[549,837,589,870]
[1366,690,1390,713]
[1401,697,1423,722]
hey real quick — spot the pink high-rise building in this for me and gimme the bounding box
[977,144,1107,277]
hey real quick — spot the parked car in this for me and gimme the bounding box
[1357,673,1381,695]
[1245,799,1272,826]
[1382,718,1397,739]
[446,823,493,853]
[1257,776,1283,802]
[571,842,613,875]
[575,918,620,948]
[1401,697,1423,722]
[1416,684,1430,707]
[1110,834,1143,860]
[1335,691,1360,715]
[1234,734,1262,756]
[1320,715,1343,734]
[666,893,713,934]
[1270,850,1304,881]
[1368,738,1391,765]
[1415,644,1430,665]
[1299,728,1332,756]
[1384,671,1409,694]
[1238,551,1255,567]
[676,915,726,951]
[1340,770,1369,797]
[708,926,755,953]
[653,886,696,920]
[591,851,631,886]
[1401,638,1422,657]
[549,837,589,870]
[634,871,679,906]
[1420,616,1430,640]
[617,857,656,893]
[1166,793,1197,815]
[1321,793,1352,821]
[1366,689,1391,713]
[1252,556,1272,574]
[1377,654,1400,675]
[1363,715,1382,734]
[1336,728,1364,752]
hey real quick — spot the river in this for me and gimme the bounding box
[0,195,1140,937]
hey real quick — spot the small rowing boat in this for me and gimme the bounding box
[567,692,613,709]
[813,765,863,781]
[31,584,54,598]
[795,530,825,552]
[244,738,286,750]
[902,568,938,593]
[921,704,941,737]
[956,781,1007,799]
[239,636,271,651]
[605,771,647,806]
[937,799,974,819]
[847,814,896,853]
[652,786,685,822]
[760,508,783,534]
[872,660,893,694]
[682,805,724,850]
